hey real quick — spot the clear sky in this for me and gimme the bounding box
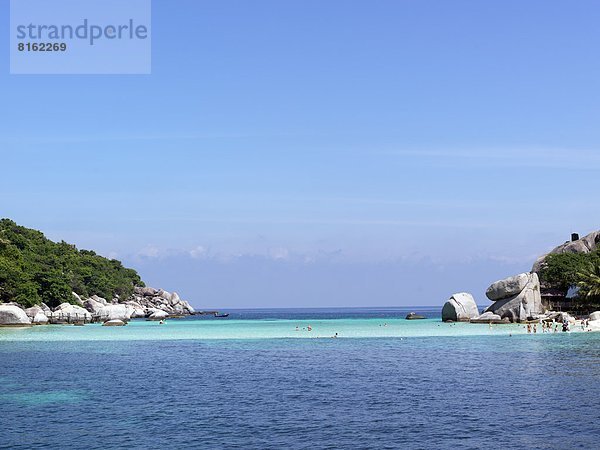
[1,0,599,308]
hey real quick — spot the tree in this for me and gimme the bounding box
[540,250,600,291]
[576,263,600,301]
[0,218,145,308]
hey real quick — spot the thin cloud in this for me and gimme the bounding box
[378,147,600,170]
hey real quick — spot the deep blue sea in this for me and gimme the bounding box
[1,307,599,449]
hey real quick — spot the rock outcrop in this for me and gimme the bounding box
[50,303,92,322]
[544,311,576,324]
[588,311,600,331]
[486,273,530,301]
[469,311,508,324]
[78,287,195,320]
[129,287,195,316]
[147,310,168,321]
[0,304,32,326]
[532,230,600,273]
[24,306,49,324]
[83,296,107,315]
[123,301,146,318]
[442,293,479,322]
[102,319,127,326]
[484,272,543,322]
[96,304,133,322]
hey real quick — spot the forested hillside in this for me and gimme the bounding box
[0,219,144,308]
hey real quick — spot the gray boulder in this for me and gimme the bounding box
[485,272,543,322]
[140,287,158,297]
[131,309,146,319]
[84,298,105,315]
[470,311,507,324]
[158,289,172,301]
[102,319,127,327]
[0,304,32,326]
[147,310,168,321]
[24,306,49,324]
[486,273,530,301]
[442,293,479,322]
[124,301,146,318]
[90,295,108,305]
[181,300,195,314]
[25,306,43,319]
[32,311,49,324]
[51,303,92,322]
[96,304,132,321]
[589,311,600,322]
[546,311,576,323]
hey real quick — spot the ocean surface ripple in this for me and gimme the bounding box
[1,308,599,449]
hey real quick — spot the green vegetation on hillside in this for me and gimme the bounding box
[540,250,600,301]
[0,219,144,308]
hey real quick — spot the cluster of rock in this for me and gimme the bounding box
[440,229,600,324]
[0,286,195,326]
[81,287,194,321]
[131,287,195,317]
[483,272,543,322]
[442,272,544,323]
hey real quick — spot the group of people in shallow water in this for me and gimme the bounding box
[295,325,339,338]
[526,318,593,334]
[526,321,565,334]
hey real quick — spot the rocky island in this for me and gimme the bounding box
[0,219,196,327]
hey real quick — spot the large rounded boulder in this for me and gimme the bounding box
[589,311,600,322]
[441,293,479,322]
[0,304,32,326]
[147,310,168,321]
[83,298,105,315]
[96,304,133,321]
[25,306,50,324]
[102,319,127,327]
[486,273,530,301]
[51,303,92,322]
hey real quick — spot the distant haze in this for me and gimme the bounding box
[126,253,527,309]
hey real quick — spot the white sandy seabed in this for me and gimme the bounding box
[1,317,599,341]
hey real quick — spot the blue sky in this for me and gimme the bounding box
[1,0,599,307]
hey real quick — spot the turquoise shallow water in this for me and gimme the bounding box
[1,308,599,449]
[0,307,532,341]
[0,317,528,341]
